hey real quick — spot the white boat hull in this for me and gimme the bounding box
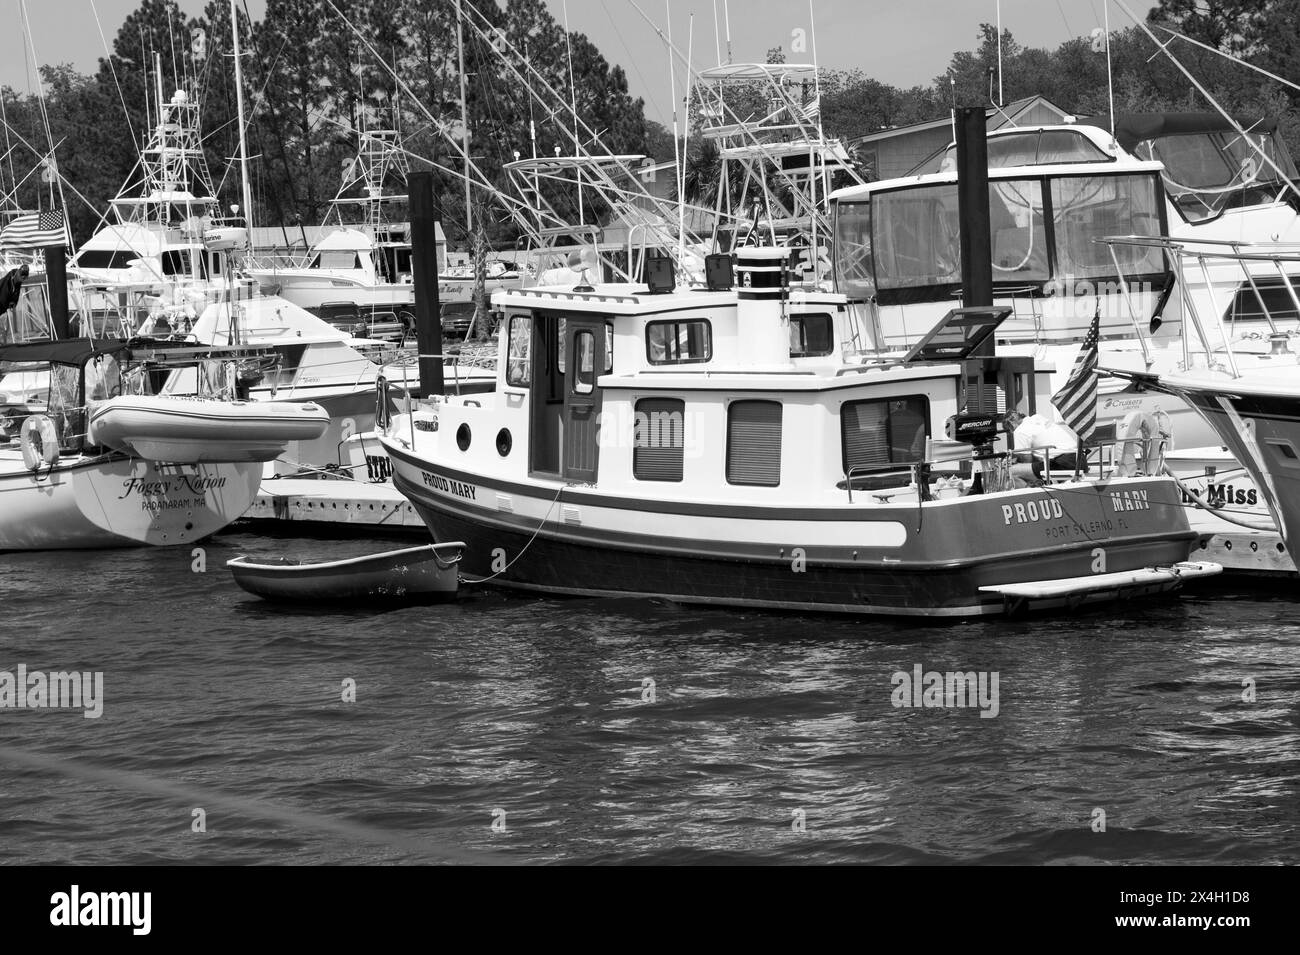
[0,451,261,551]
[87,397,330,464]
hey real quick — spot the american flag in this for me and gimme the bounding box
[0,210,69,251]
[1052,305,1100,443]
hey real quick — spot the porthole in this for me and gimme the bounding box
[496,428,512,456]
[456,423,471,451]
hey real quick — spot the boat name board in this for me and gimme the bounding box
[420,470,477,501]
[118,474,229,512]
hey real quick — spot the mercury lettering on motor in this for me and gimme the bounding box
[421,470,476,500]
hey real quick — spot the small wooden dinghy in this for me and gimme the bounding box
[227,542,465,601]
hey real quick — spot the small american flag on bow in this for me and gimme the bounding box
[0,209,69,250]
[1052,304,1101,443]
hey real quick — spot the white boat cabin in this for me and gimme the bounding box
[402,249,1046,507]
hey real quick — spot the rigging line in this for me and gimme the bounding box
[457,2,702,252]
[623,0,864,233]
[90,0,138,149]
[17,0,71,229]
[600,0,666,120]
[1113,0,1300,208]
[457,4,668,194]
[319,0,551,243]
[1053,0,1072,36]
[168,3,180,95]
[1158,24,1300,96]
[0,87,15,211]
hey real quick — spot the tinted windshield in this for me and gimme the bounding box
[1134,127,1299,222]
[833,171,1167,301]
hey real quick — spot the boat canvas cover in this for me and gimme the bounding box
[1078,113,1278,153]
[0,338,129,367]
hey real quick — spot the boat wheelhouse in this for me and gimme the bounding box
[832,122,1174,348]
[379,248,1217,617]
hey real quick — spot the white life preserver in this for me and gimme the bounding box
[1115,410,1163,477]
[19,414,59,471]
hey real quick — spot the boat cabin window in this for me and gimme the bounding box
[506,314,531,387]
[789,313,834,357]
[74,249,138,270]
[838,171,1167,304]
[872,184,962,292]
[605,321,614,372]
[989,180,1049,281]
[727,400,782,486]
[833,201,874,299]
[1133,127,1299,223]
[312,251,362,270]
[633,397,685,482]
[574,330,596,394]
[84,353,122,401]
[646,319,711,365]
[1051,175,1164,277]
[161,250,190,276]
[841,395,930,476]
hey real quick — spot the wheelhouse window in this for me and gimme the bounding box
[838,171,1169,303]
[633,397,684,481]
[506,314,531,387]
[574,330,595,394]
[727,400,782,486]
[315,251,361,270]
[74,249,137,270]
[789,313,833,357]
[646,319,711,364]
[1051,174,1164,279]
[842,396,930,475]
[989,180,1049,281]
[161,250,190,276]
[871,184,961,291]
[833,200,874,300]
[1133,126,1299,223]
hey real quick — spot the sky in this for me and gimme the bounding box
[2,0,1127,125]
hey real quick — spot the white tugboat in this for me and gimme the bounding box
[379,247,1217,616]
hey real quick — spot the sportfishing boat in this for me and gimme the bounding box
[0,338,324,551]
[378,247,1218,617]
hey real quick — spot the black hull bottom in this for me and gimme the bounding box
[408,499,1195,618]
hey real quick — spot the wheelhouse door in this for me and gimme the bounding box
[562,319,606,482]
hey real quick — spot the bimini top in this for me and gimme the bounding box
[1078,113,1278,153]
[0,338,130,366]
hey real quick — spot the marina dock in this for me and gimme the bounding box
[241,478,424,533]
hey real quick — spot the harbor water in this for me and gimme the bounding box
[2,529,1298,865]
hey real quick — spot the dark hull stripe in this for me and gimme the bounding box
[392,469,1192,571]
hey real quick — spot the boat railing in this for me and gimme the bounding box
[839,432,1167,506]
[1099,233,1300,378]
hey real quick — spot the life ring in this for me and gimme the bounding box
[19,414,59,471]
[1115,410,1163,477]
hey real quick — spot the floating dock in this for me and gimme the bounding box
[241,478,426,533]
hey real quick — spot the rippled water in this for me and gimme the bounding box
[2,528,1299,865]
